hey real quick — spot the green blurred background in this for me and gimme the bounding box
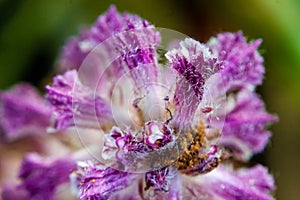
[0,0,299,199]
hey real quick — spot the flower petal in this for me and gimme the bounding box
[46,70,113,130]
[57,5,160,85]
[0,83,51,141]
[71,161,139,200]
[18,153,76,199]
[166,38,222,129]
[184,164,275,200]
[207,31,264,91]
[220,90,278,160]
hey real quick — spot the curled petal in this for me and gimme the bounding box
[18,153,76,199]
[207,31,264,91]
[71,161,139,200]
[166,38,223,129]
[220,90,278,160]
[46,70,113,130]
[144,121,174,149]
[0,83,51,141]
[102,122,179,172]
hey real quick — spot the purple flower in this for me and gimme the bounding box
[1,5,277,200]
[48,6,277,200]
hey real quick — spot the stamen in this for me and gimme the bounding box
[165,108,173,125]
[173,121,207,170]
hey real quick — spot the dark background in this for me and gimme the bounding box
[1,0,299,199]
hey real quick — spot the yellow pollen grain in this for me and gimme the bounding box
[173,121,207,170]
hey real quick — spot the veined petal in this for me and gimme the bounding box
[166,38,223,129]
[70,161,139,200]
[207,31,264,91]
[18,153,76,200]
[57,5,160,86]
[220,90,278,160]
[46,70,113,130]
[0,83,51,141]
[184,164,275,200]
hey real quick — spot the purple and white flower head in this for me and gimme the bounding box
[1,5,277,200]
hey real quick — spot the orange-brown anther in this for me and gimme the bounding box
[174,121,208,170]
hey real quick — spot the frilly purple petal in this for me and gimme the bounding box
[184,164,275,200]
[46,70,113,130]
[0,83,51,141]
[57,5,160,77]
[70,161,139,200]
[18,153,76,199]
[220,90,278,160]
[207,31,264,91]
